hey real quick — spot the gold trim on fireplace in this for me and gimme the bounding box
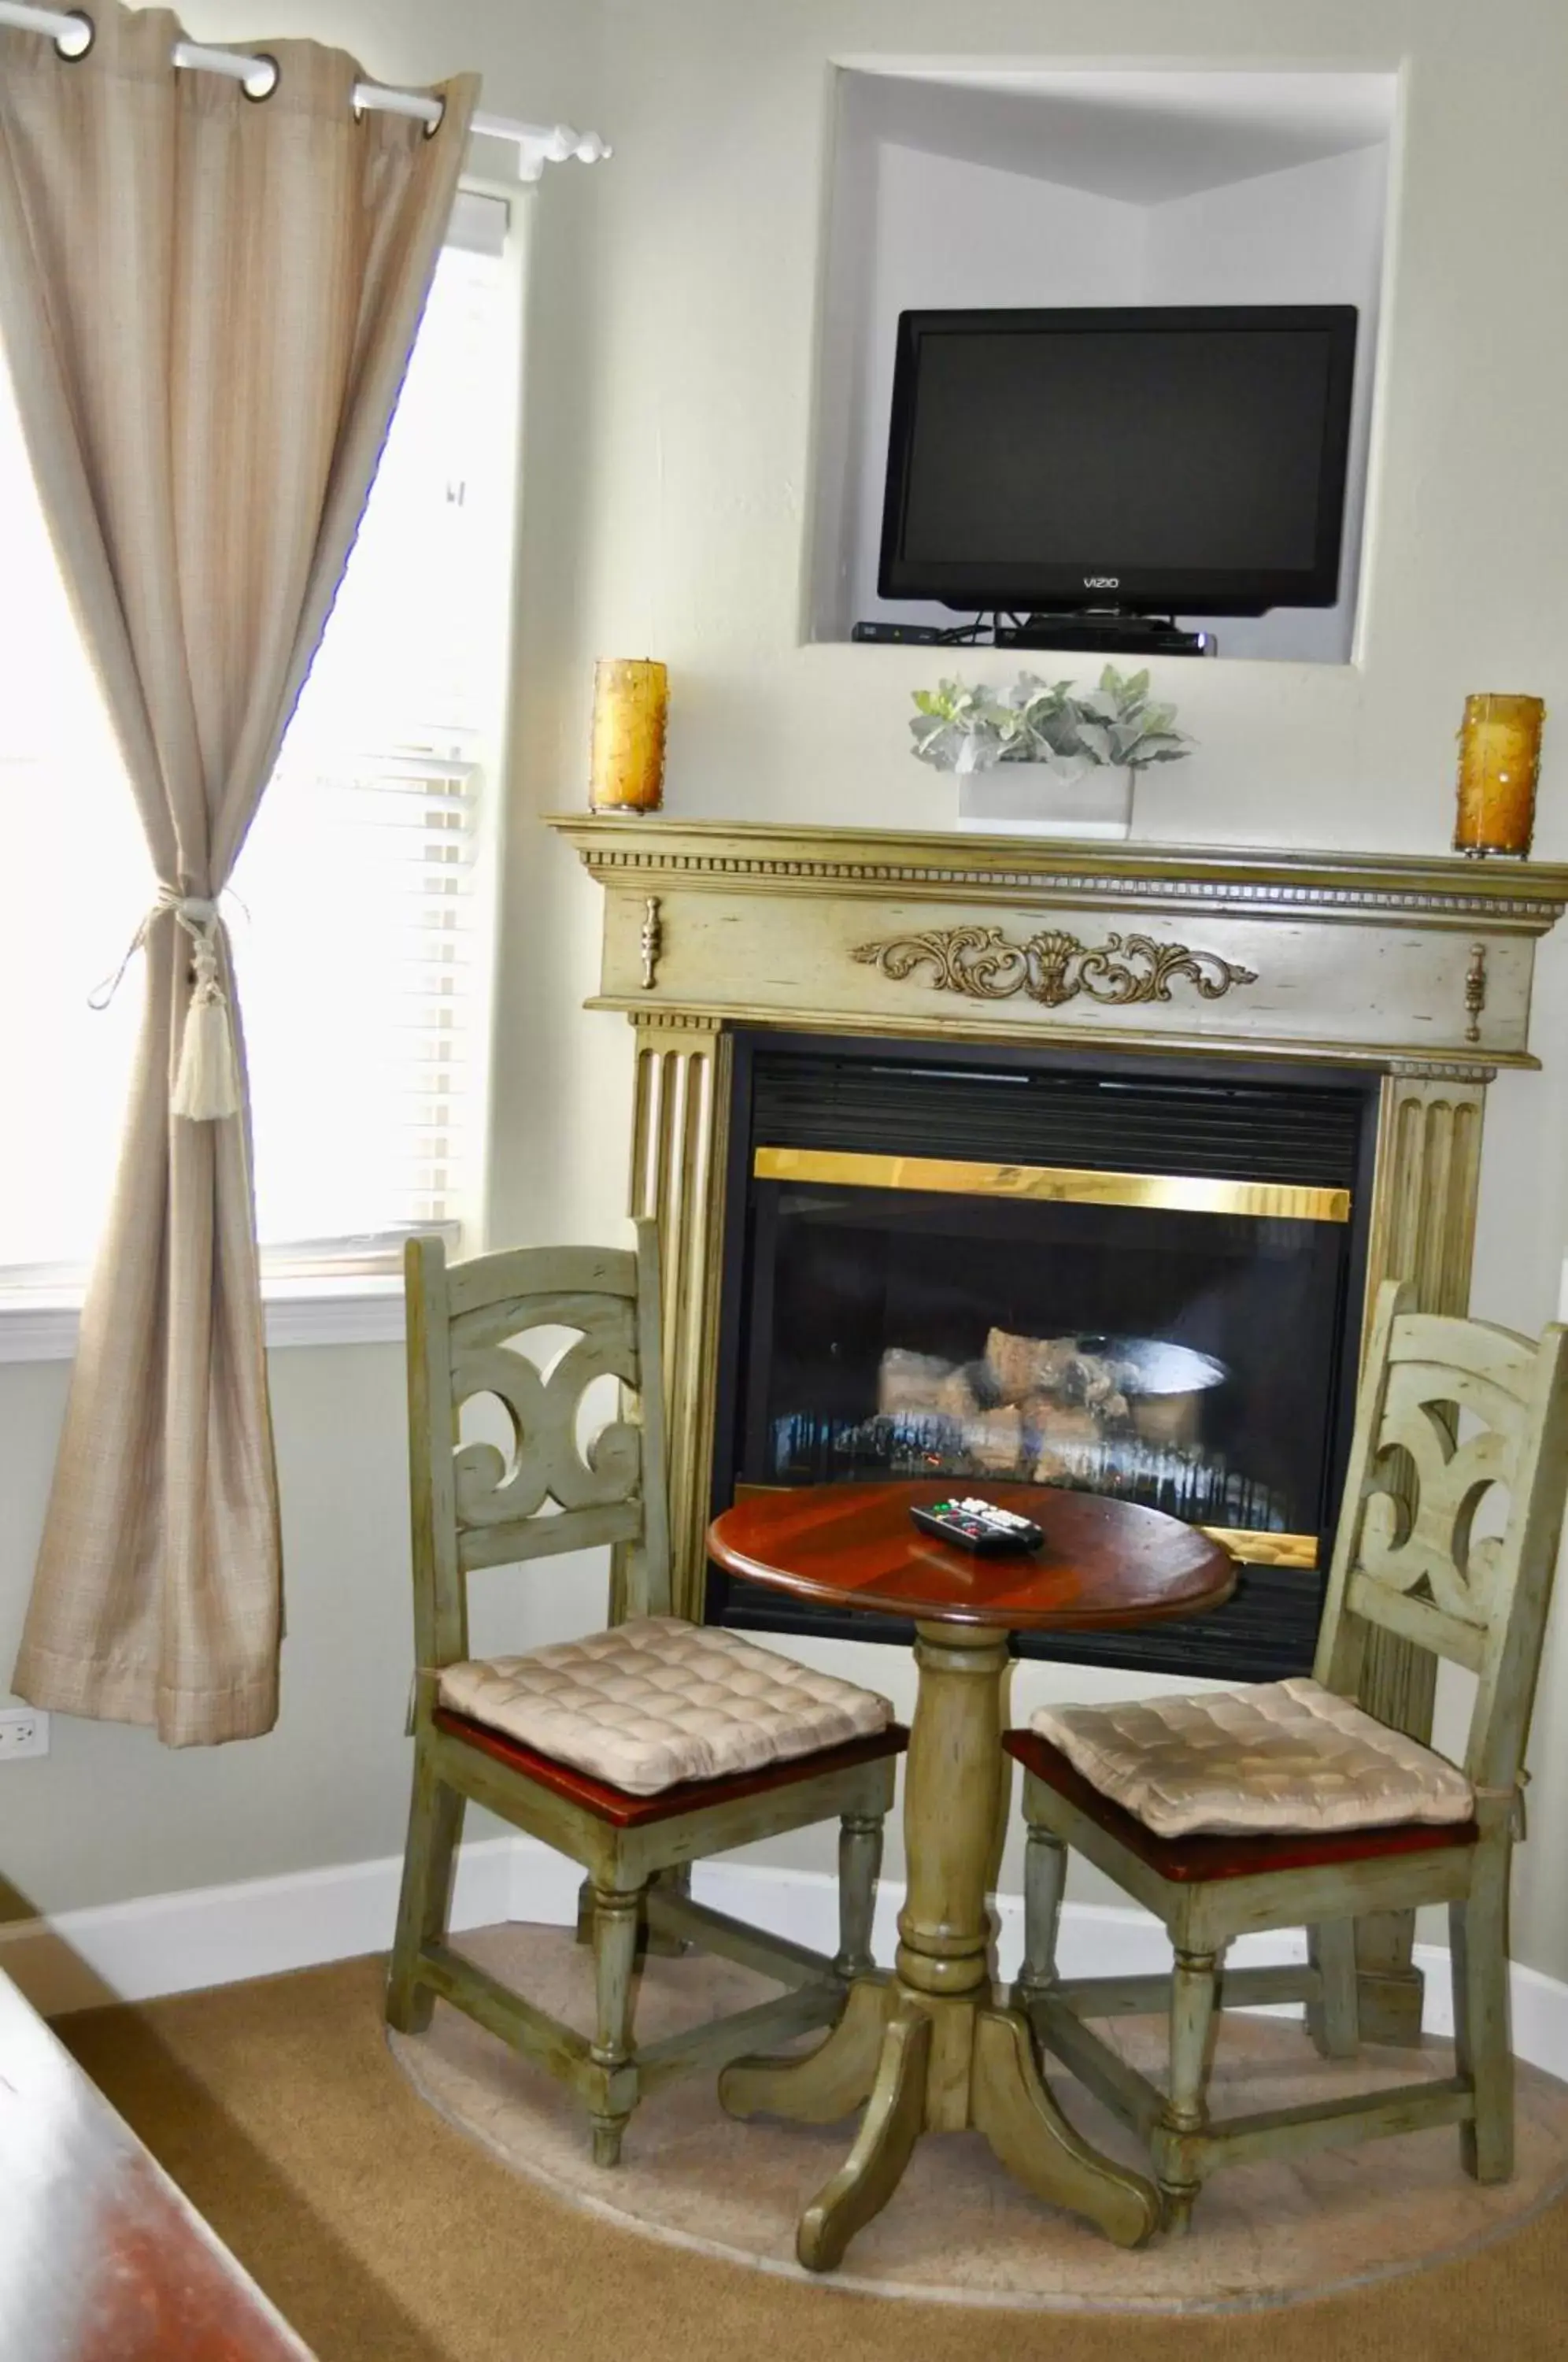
[752,1147,1351,1225]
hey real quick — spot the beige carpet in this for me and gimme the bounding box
[390,1921,1568,2313]
[59,1950,1568,2362]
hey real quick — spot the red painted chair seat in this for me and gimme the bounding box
[1004,1727,1477,1885]
[436,1706,908,1831]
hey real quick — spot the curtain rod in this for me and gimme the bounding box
[0,3,610,180]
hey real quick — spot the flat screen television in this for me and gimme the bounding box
[877,305,1359,620]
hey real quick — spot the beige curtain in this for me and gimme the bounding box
[0,6,477,1743]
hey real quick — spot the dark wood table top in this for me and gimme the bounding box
[0,1968,313,2362]
[709,1479,1235,1631]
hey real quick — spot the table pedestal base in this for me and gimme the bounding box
[721,1975,1159,2269]
[719,1620,1159,2271]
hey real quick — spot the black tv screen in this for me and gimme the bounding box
[878,305,1359,618]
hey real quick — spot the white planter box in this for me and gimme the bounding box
[956,765,1133,840]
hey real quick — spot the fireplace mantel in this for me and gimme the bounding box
[548,816,1568,1072]
[549,813,1568,2046]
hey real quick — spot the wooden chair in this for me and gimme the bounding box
[1004,1279,1568,2231]
[386,1223,906,2164]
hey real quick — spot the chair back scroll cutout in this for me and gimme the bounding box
[1316,1281,1568,1794]
[451,1290,642,1534]
[405,1224,672,1674]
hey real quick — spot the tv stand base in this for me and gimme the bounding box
[994,613,1213,658]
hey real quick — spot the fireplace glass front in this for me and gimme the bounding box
[708,1038,1378,1681]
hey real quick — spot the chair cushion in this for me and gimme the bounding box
[437,1616,893,1797]
[1029,1677,1474,1840]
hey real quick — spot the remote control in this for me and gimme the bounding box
[909,1496,1044,1556]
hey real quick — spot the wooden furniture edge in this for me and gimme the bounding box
[1004,1728,1479,1884]
[432,1705,908,1828]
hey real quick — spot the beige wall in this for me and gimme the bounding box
[489,0,1568,1976]
[6,0,1568,1986]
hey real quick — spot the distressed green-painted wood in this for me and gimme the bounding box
[973,2011,1162,2249]
[642,1892,836,1989]
[719,1617,1158,2267]
[416,1943,594,2080]
[797,2007,932,2273]
[1178,2075,1474,2171]
[1305,1920,1360,2060]
[719,1975,894,2126]
[1049,1964,1319,2019]
[1453,1833,1514,2181]
[386,1756,464,2037]
[1012,1823,1067,2013]
[635,1980,845,2093]
[1158,1949,1223,2233]
[1029,1994,1167,2137]
[387,1222,896,2165]
[1016,1282,1568,2226]
[836,1812,883,1981]
[590,1883,646,2164]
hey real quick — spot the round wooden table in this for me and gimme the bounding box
[707,1479,1235,2271]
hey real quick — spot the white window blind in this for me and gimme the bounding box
[0,190,518,1292]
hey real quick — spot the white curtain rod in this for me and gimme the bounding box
[0,3,610,180]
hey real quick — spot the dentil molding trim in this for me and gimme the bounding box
[550,816,1568,929]
[548,813,1568,1070]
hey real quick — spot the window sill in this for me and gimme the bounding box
[0,1276,405,1366]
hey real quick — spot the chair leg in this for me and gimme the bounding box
[1011,1821,1067,2013]
[386,1749,465,2035]
[1452,1846,1514,2183]
[589,1879,649,2167]
[1157,1947,1222,2235]
[1305,1918,1360,2059]
[834,1811,884,1980]
[579,1866,689,1957]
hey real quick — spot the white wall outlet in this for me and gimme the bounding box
[0,1706,49,1761]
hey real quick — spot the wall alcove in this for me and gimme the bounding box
[808,65,1401,665]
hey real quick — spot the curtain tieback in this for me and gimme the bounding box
[90,885,241,1124]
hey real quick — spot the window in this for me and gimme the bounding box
[0,188,520,1300]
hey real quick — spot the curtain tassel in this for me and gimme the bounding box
[171,908,240,1121]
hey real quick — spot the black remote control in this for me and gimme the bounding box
[910,1497,1043,1556]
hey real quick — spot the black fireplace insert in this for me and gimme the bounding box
[706,1033,1379,1682]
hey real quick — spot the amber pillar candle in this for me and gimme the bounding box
[1454,693,1544,857]
[590,659,668,812]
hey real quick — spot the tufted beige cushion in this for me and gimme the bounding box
[1030,1678,1474,1840]
[438,1616,893,1797]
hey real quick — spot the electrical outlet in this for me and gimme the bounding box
[0,1706,49,1761]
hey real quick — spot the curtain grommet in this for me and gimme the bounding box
[241,53,279,102]
[54,10,95,61]
[423,95,446,140]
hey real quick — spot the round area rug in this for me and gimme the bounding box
[387,1922,1568,2313]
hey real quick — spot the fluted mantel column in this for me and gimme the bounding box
[622,1012,732,1625]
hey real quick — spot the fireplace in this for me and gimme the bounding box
[707,1035,1377,1679]
[549,811,1568,2039]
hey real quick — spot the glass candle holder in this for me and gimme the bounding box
[1454,693,1544,858]
[589,658,668,813]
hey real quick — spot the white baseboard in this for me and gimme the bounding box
[0,1839,525,2017]
[4,1840,1566,2086]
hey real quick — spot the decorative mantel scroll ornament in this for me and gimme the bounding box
[850,924,1259,1010]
